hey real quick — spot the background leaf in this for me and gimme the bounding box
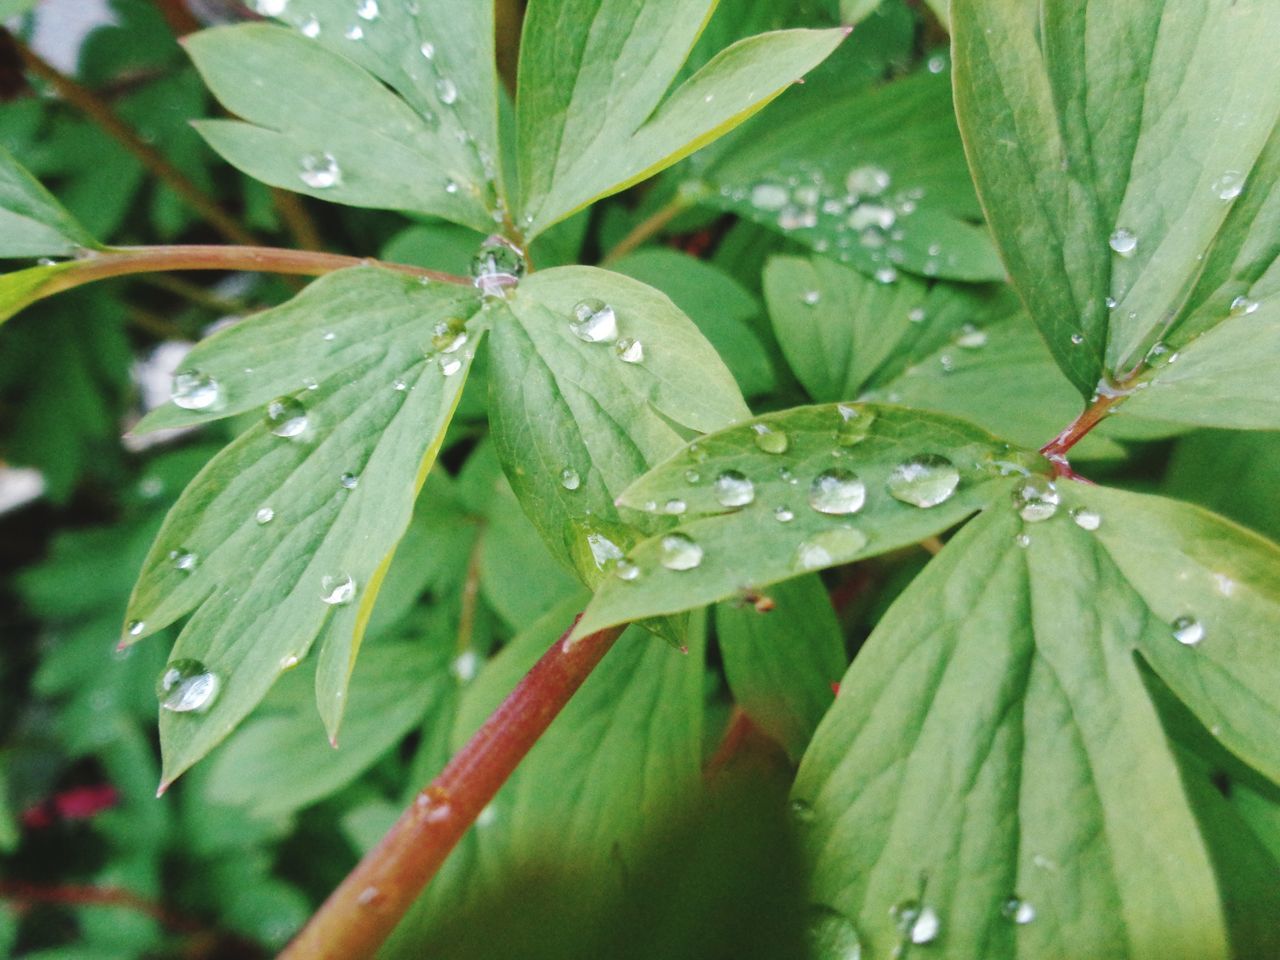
[0,144,98,258]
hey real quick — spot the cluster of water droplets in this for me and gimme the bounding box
[565,298,646,365]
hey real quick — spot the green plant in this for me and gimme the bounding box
[1,0,1278,957]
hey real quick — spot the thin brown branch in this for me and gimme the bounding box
[0,879,202,933]
[600,196,689,266]
[15,39,260,247]
[455,532,486,655]
[279,620,627,960]
[270,188,326,252]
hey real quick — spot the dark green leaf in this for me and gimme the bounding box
[0,143,97,258]
[1164,430,1280,544]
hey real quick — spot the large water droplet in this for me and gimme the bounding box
[1013,477,1059,522]
[886,454,959,508]
[752,423,789,455]
[560,467,581,491]
[168,547,198,573]
[320,574,356,605]
[660,533,703,571]
[1108,228,1137,257]
[156,659,221,713]
[469,235,525,296]
[1172,614,1204,646]
[713,470,755,508]
[1001,896,1036,925]
[266,395,309,437]
[569,298,618,343]
[1070,507,1101,531]
[615,337,644,363]
[435,77,458,105]
[299,152,342,189]
[172,370,220,410]
[795,526,868,570]
[807,906,862,960]
[809,469,866,515]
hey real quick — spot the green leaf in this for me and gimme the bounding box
[952,0,1280,397]
[1164,430,1280,544]
[0,758,16,854]
[0,144,98,257]
[488,265,749,585]
[715,574,845,759]
[572,403,1025,638]
[122,268,480,785]
[186,23,500,233]
[0,261,77,325]
[205,640,448,819]
[793,503,1232,960]
[515,0,845,235]
[702,69,1004,283]
[0,0,39,18]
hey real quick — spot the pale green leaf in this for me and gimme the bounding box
[516,0,845,235]
[952,0,1280,397]
[186,24,499,233]
[0,0,39,18]
[122,268,480,784]
[793,504,1231,960]
[0,144,97,258]
[572,403,1023,639]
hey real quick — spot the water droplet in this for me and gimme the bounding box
[1213,170,1245,200]
[435,77,458,105]
[300,15,320,37]
[1229,295,1259,317]
[560,468,581,490]
[1013,477,1059,522]
[126,619,146,637]
[807,906,862,960]
[835,404,875,447]
[430,318,468,353]
[168,547,199,573]
[809,469,866,515]
[419,41,435,59]
[253,0,287,14]
[344,23,363,39]
[955,324,988,348]
[266,396,308,437]
[750,183,789,211]
[664,499,687,515]
[775,506,795,523]
[320,574,356,605]
[790,799,815,823]
[340,472,359,490]
[802,290,822,306]
[357,886,380,906]
[439,357,463,376]
[255,507,275,525]
[887,454,959,508]
[393,378,408,391]
[712,470,755,508]
[660,533,703,571]
[891,899,940,945]
[874,266,898,284]
[356,0,378,19]
[1108,229,1137,257]
[569,298,618,342]
[299,151,342,189]
[171,370,220,410]
[795,526,868,570]
[451,650,480,683]
[156,659,221,713]
[927,53,947,73]
[1070,507,1101,531]
[470,235,525,295]
[1172,614,1204,646]
[907,306,926,323]
[612,336,644,364]
[614,558,640,581]
[752,423,789,454]
[302,377,319,390]
[845,165,890,197]
[1015,533,1031,548]
[1070,333,1085,345]
[1002,896,1036,925]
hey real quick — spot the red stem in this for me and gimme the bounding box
[279,621,626,960]
[1038,392,1123,478]
[0,880,202,933]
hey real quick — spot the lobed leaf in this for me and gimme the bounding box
[0,144,98,259]
[123,268,481,785]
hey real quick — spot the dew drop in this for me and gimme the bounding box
[1002,896,1036,925]
[393,378,408,391]
[569,298,618,342]
[156,659,220,713]
[255,506,275,525]
[320,574,356,605]
[752,423,789,455]
[845,165,890,197]
[419,41,435,59]
[615,337,644,363]
[684,469,700,484]
[907,306,926,323]
[1229,295,1259,317]
[891,899,940,946]
[1070,507,1101,531]
[435,77,458,105]
[874,266,899,285]
[802,290,822,306]
[266,396,308,438]
[340,472,359,490]
[790,799,816,823]
[887,454,959,508]
[712,470,755,508]
[660,533,703,571]
[775,506,795,523]
[451,650,480,683]
[1012,477,1059,522]
[1108,228,1137,257]
[439,356,463,376]
[253,0,288,14]
[300,15,320,37]
[126,619,146,637]
[1212,170,1245,201]
[807,906,862,960]
[344,23,363,39]
[1070,333,1085,345]
[954,324,988,348]
[664,499,687,516]
[795,526,868,570]
[168,547,199,573]
[614,558,641,581]
[1172,614,1204,646]
[560,467,581,491]
[809,469,866,515]
[299,151,342,189]
[171,370,220,410]
[469,235,525,295]
[430,318,468,353]
[1015,533,1031,548]
[750,183,789,211]
[356,0,378,19]
[835,404,875,446]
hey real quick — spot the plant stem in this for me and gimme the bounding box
[0,879,201,933]
[40,245,468,301]
[279,621,626,960]
[271,188,327,252]
[15,39,260,247]
[600,196,690,266]
[1039,392,1123,477]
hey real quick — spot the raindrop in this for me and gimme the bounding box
[569,298,618,342]
[845,165,890,197]
[713,470,755,508]
[451,650,479,683]
[887,454,959,508]
[874,266,898,285]
[1002,896,1036,925]
[907,306,926,323]
[795,527,868,570]
[393,378,408,391]
[1015,533,1031,548]
[344,24,363,39]
[774,506,795,523]
[255,507,275,525]
[615,337,644,363]
[752,423,789,454]
[1229,295,1259,317]
[790,799,816,823]
[435,77,458,105]
[1070,507,1101,531]
[1070,333,1085,345]
[807,906,862,960]
[835,404,874,446]
[1172,614,1204,646]
[266,396,308,437]
[171,370,220,410]
[469,235,525,295]
[954,324,988,348]
[419,41,435,59]
[300,16,320,37]
[340,472,359,490]
[439,357,463,376]
[1108,229,1137,257]
[299,152,342,189]
[560,468,581,491]
[809,469,866,515]
[664,499,687,516]
[750,183,789,211]
[1212,170,1244,200]
[126,619,146,637]
[253,0,288,14]
[927,53,947,73]
[660,533,703,571]
[168,547,199,573]
[849,204,895,231]
[891,899,940,946]
[320,574,356,605]
[430,318,468,353]
[614,558,641,581]
[356,0,378,19]
[302,377,319,390]
[357,887,380,906]
[1012,477,1059,522]
[802,290,822,306]
[684,469,701,484]
[156,659,221,713]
